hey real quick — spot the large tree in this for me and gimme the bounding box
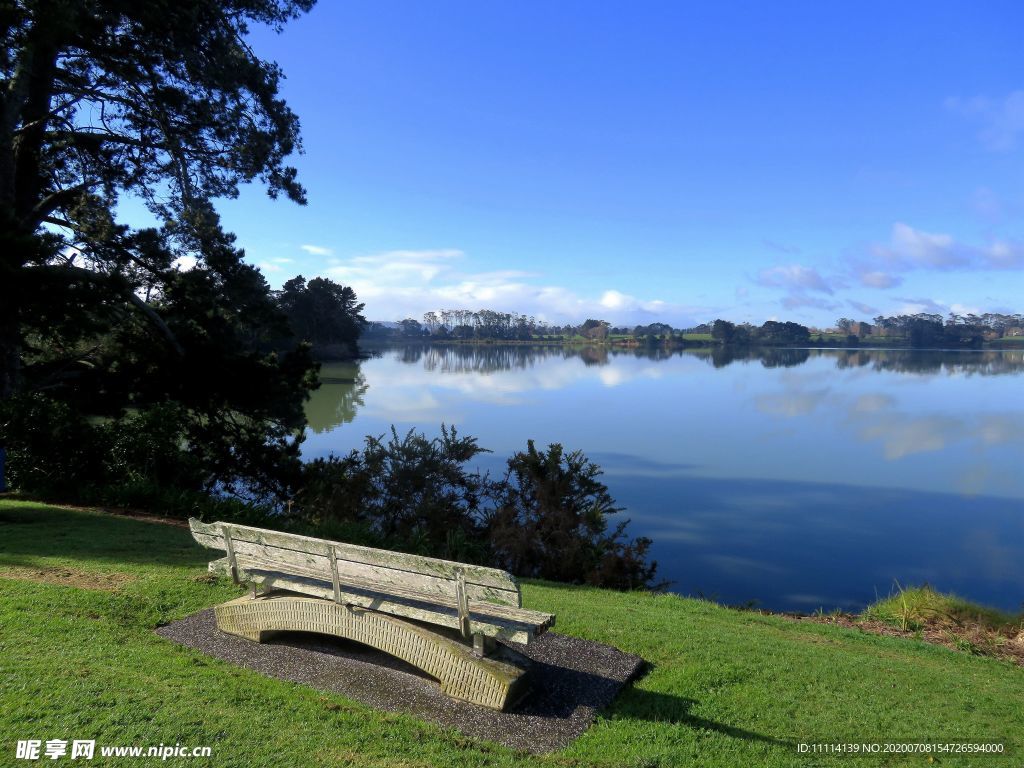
[0,1,319,497]
[277,275,366,355]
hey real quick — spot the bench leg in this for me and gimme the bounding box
[473,632,497,657]
[212,592,530,711]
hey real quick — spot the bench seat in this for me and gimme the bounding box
[189,519,554,644]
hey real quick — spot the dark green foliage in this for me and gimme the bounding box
[0,0,321,500]
[872,312,990,348]
[711,319,750,345]
[488,441,659,590]
[8,232,320,500]
[277,275,366,356]
[757,347,810,368]
[711,319,810,346]
[632,322,673,343]
[0,394,276,521]
[398,318,425,338]
[1,394,118,498]
[755,320,811,345]
[299,426,493,562]
[299,429,660,589]
[1,0,317,394]
[579,318,609,340]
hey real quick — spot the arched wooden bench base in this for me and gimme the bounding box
[214,592,530,710]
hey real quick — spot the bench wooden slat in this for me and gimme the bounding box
[190,519,555,645]
[190,527,522,608]
[218,551,552,626]
[206,557,553,644]
[190,519,519,596]
[193,535,524,609]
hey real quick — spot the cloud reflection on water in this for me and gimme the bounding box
[303,345,1024,611]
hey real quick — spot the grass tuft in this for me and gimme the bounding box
[863,584,1021,633]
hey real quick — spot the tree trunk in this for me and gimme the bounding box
[0,221,25,401]
[0,313,19,400]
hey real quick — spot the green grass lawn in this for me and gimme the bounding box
[1,500,1022,767]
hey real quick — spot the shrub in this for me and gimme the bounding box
[1,393,111,498]
[0,394,273,522]
[300,429,661,589]
[488,440,659,590]
[299,425,493,562]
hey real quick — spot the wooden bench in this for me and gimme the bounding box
[189,519,554,710]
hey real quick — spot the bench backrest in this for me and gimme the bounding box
[188,519,522,609]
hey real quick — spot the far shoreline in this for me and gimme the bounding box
[353,337,1024,354]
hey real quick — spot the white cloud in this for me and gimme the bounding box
[949,302,983,316]
[327,249,464,284]
[860,415,962,459]
[852,394,894,413]
[858,270,901,289]
[173,255,198,271]
[847,300,878,315]
[892,296,948,315]
[873,222,960,269]
[300,244,334,256]
[318,248,710,325]
[258,262,282,272]
[755,264,834,294]
[755,388,830,418]
[754,264,842,313]
[597,289,671,315]
[600,290,630,309]
[985,240,1024,269]
[848,223,1024,289]
[946,91,1024,151]
[886,297,984,318]
[752,220,1024,318]
[781,294,840,311]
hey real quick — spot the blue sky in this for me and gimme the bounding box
[191,1,1024,326]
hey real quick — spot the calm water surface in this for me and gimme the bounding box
[303,345,1024,613]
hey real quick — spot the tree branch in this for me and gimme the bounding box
[26,264,185,357]
[24,181,94,227]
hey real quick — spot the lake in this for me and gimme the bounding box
[302,344,1024,614]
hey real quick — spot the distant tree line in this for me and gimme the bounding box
[365,309,714,346]
[835,312,1023,338]
[862,312,1023,348]
[366,309,1024,351]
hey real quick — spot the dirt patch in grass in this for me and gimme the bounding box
[54,503,190,529]
[0,494,189,529]
[786,613,1024,668]
[0,565,136,591]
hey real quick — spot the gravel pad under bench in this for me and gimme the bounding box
[156,608,645,754]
